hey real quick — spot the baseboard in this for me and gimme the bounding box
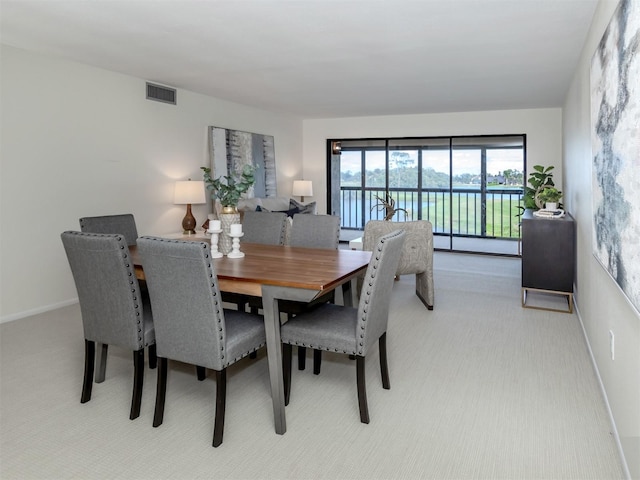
[574,301,631,479]
[0,298,78,324]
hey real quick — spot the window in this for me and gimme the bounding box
[328,134,526,255]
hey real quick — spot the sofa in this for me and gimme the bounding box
[236,197,317,245]
[237,197,317,217]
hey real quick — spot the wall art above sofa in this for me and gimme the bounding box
[209,126,277,198]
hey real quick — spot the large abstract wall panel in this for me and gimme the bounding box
[209,126,277,198]
[591,0,640,314]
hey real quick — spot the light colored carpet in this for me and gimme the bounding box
[0,253,625,479]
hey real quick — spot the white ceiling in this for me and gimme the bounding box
[1,0,598,119]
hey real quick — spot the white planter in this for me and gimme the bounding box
[219,211,240,255]
[545,202,558,211]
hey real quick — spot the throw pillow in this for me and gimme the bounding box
[257,205,300,218]
[289,198,316,215]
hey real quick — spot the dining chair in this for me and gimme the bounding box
[79,213,139,246]
[60,231,156,420]
[288,213,341,249]
[222,210,289,312]
[286,214,341,373]
[79,213,144,381]
[363,220,435,309]
[280,229,406,424]
[137,236,267,447]
[241,210,288,245]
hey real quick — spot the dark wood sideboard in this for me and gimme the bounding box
[521,209,575,313]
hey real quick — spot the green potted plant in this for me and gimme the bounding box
[537,186,562,210]
[521,164,556,211]
[201,165,256,213]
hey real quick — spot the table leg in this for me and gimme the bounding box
[261,285,286,435]
[342,278,358,307]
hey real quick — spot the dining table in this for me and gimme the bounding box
[130,236,372,435]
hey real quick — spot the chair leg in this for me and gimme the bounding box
[356,356,370,424]
[379,333,390,389]
[148,344,157,369]
[298,346,306,370]
[153,357,168,427]
[95,342,108,383]
[130,349,145,420]
[313,349,322,375]
[196,366,207,381]
[283,344,293,406]
[81,339,95,403]
[213,369,227,447]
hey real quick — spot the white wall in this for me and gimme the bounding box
[563,0,638,477]
[0,45,303,321]
[302,108,563,213]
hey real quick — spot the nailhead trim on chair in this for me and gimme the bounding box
[284,340,356,355]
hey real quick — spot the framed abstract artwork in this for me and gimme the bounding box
[590,0,640,314]
[208,126,277,198]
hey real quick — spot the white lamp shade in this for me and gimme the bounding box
[174,180,206,204]
[292,180,313,197]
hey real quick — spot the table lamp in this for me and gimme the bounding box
[292,180,313,202]
[174,180,206,234]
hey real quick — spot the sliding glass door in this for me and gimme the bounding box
[329,134,525,255]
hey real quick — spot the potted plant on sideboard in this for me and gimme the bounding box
[537,186,563,211]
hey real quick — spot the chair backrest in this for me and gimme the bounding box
[60,231,151,350]
[137,237,230,371]
[356,229,405,356]
[363,220,433,274]
[288,214,341,249]
[79,214,139,246]
[241,211,288,245]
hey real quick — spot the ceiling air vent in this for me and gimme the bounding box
[146,82,176,105]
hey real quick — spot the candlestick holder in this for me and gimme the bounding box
[227,232,245,258]
[207,228,223,258]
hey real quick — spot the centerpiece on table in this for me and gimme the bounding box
[201,165,256,254]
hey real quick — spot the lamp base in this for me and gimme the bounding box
[182,204,197,234]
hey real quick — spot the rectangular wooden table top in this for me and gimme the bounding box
[130,239,372,298]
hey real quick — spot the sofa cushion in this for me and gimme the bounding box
[260,197,290,211]
[237,197,263,212]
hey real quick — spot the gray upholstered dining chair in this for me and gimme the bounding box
[280,229,406,424]
[137,236,267,447]
[60,231,156,420]
[288,213,341,249]
[363,220,434,309]
[286,214,341,372]
[79,214,139,246]
[80,213,144,382]
[241,210,288,245]
[222,210,288,312]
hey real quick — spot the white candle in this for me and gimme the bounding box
[210,220,221,231]
[230,223,242,235]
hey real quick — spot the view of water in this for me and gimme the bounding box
[340,188,523,236]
